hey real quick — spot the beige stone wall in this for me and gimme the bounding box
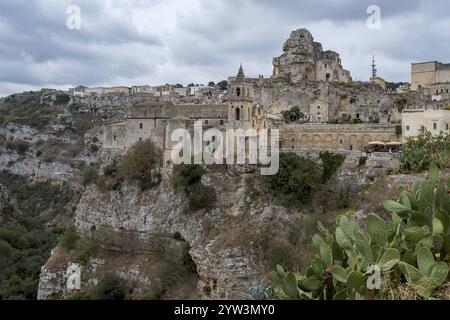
[402,109,450,141]
[308,99,329,123]
[411,62,450,92]
[436,63,450,83]
[104,87,131,94]
[411,62,437,91]
[132,102,228,119]
[281,124,399,151]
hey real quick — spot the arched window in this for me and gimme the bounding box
[236,87,241,97]
[235,108,240,121]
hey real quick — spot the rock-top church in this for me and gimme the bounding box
[103,29,399,160]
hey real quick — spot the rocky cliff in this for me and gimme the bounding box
[37,165,298,300]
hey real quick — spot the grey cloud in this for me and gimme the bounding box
[0,0,450,96]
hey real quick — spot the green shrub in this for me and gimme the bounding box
[0,240,13,258]
[171,165,206,191]
[265,153,321,205]
[92,274,126,300]
[6,141,29,156]
[66,292,90,300]
[59,227,78,250]
[186,184,217,211]
[81,166,98,186]
[281,107,306,123]
[358,156,368,167]
[266,241,297,270]
[77,240,99,265]
[103,163,118,176]
[118,140,162,190]
[337,185,351,210]
[54,94,71,105]
[89,144,99,154]
[319,152,345,183]
[171,165,217,212]
[395,125,402,138]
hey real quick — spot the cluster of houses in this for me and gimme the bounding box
[68,83,225,99]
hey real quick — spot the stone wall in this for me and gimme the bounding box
[281,124,399,151]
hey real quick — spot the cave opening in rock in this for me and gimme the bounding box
[161,232,201,299]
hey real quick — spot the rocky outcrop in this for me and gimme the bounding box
[0,154,74,182]
[38,165,296,300]
[272,29,351,83]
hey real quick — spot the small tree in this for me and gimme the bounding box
[59,227,78,250]
[92,275,126,300]
[319,152,345,183]
[55,94,71,105]
[171,165,216,212]
[118,140,162,190]
[81,166,98,186]
[265,153,321,205]
[218,80,228,91]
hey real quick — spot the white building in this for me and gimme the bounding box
[402,109,450,141]
[174,87,187,97]
[188,85,204,96]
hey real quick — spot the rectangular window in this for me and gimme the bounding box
[406,125,410,131]
[220,120,224,125]
[140,123,143,129]
[205,120,209,125]
[433,123,437,130]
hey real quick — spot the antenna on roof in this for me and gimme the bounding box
[372,55,377,78]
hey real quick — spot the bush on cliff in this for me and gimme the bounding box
[319,152,345,183]
[264,153,321,206]
[171,164,205,191]
[171,165,216,212]
[92,274,126,300]
[81,166,98,186]
[59,227,78,250]
[117,140,162,190]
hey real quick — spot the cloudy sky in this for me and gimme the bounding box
[1,0,449,97]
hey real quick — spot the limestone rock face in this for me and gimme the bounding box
[272,28,351,84]
[282,29,316,57]
[38,166,296,300]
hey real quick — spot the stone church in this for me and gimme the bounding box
[102,28,400,160]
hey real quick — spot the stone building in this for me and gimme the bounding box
[402,108,450,141]
[272,29,351,84]
[103,86,131,94]
[103,102,228,151]
[131,85,156,94]
[102,28,410,161]
[411,61,450,94]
